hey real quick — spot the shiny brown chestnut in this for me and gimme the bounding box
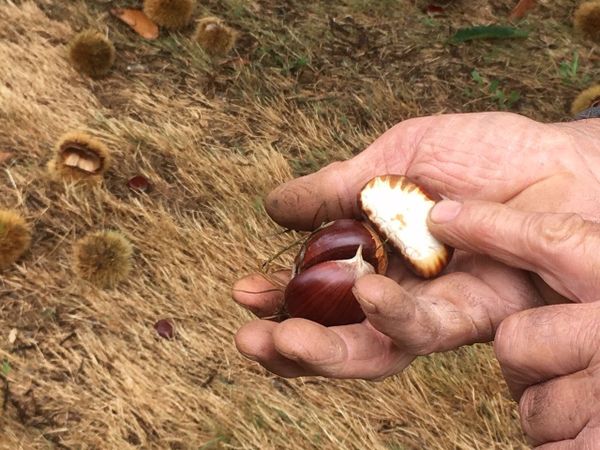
[284,246,374,326]
[292,219,388,276]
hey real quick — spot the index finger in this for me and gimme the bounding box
[265,119,420,230]
[494,303,600,399]
[266,112,565,231]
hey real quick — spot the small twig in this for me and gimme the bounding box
[2,375,9,411]
[255,271,287,290]
[232,288,284,295]
[260,236,305,273]
[265,228,296,237]
[200,371,217,388]
[10,343,36,354]
[260,219,335,274]
[59,332,77,347]
[260,312,288,322]
[4,168,23,206]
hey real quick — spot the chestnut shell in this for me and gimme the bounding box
[293,219,387,275]
[284,258,370,327]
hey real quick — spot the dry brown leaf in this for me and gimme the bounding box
[0,151,12,165]
[111,8,159,40]
[509,0,537,20]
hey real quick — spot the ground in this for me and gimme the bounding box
[0,0,597,448]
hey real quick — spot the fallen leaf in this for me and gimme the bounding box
[424,4,446,16]
[111,8,159,40]
[0,152,12,165]
[509,0,537,20]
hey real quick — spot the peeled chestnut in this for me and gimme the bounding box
[292,219,388,275]
[358,175,453,278]
[284,245,375,326]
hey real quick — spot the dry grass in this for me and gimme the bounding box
[0,0,598,448]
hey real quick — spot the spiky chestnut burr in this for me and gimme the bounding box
[573,1,600,42]
[48,132,111,183]
[0,210,31,270]
[571,84,600,116]
[193,16,237,56]
[73,231,133,289]
[68,30,115,79]
[143,0,194,30]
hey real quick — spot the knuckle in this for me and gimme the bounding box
[493,312,527,367]
[534,213,588,250]
[495,306,569,367]
[519,384,551,436]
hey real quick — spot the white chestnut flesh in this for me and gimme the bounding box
[358,175,452,278]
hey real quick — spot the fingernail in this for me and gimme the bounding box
[430,200,462,224]
[352,287,377,314]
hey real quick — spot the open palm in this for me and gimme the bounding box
[232,112,600,379]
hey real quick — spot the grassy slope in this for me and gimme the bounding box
[0,0,597,448]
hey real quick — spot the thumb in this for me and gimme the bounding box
[264,117,433,231]
[427,199,600,302]
[352,271,515,356]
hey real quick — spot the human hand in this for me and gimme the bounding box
[233,112,600,380]
[427,200,600,447]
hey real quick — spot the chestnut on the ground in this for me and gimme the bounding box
[573,1,600,42]
[571,84,600,115]
[193,17,237,56]
[154,319,175,339]
[127,175,151,193]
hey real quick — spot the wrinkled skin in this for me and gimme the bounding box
[232,112,600,380]
[428,200,600,448]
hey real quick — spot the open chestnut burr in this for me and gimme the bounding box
[48,131,111,182]
[282,175,453,327]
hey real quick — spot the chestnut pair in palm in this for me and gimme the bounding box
[283,175,453,326]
